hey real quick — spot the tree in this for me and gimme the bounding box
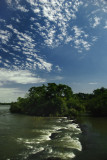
[86,87,107,116]
[10,83,85,117]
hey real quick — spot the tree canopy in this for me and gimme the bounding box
[10,83,84,117]
[10,84,107,117]
[86,87,107,116]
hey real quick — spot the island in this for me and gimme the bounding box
[10,83,84,117]
[10,83,107,117]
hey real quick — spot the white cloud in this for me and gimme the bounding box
[6,0,29,12]
[92,16,101,28]
[55,76,63,80]
[88,82,98,85]
[56,65,62,72]
[0,19,5,23]
[34,8,40,13]
[36,57,53,72]
[72,26,91,52]
[104,26,107,29]
[26,0,83,49]
[73,26,83,38]
[51,76,63,81]
[71,26,92,51]
[81,40,91,51]
[1,0,107,74]
[17,5,29,12]
[0,30,11,44]
[92,36,98,42]
[0,69,46,84]
[3,24,53,71]
[65,36,73,44]
[104,21,107,29]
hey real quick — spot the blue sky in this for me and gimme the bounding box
[0,0,107,102]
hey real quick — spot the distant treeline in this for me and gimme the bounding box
[0,103,11,105]
[10,83,107,117]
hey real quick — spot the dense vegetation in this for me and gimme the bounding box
[86,87,107,116]
[76,87,107,116]
[10,84,107,117]
[10,83,84,117]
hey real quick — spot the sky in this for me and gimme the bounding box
[0,0,107,102]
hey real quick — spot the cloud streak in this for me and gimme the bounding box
[88,82,98,85]
[0,69,46,85]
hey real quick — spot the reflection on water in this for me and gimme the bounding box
[0,105,82,160]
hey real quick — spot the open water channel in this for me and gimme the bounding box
[0,105,107,160]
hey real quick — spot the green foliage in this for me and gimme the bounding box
[74,87,107,117]
[10,85,107,117]
[86,87,107,116]
[10,83,83,117]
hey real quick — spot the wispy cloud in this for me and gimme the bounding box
[92,16,101,28]
[0,0,107,74]
[88,82,98,85]
[27,0,83,49]
[51,76,64,81]
[0,69,46,85]
[1,24,53,71]
[55,65,62,72]
[6,0,29,12]
[104,21,107,29]
[0,29,11,44]
[72,26,91,52]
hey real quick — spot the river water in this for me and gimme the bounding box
[0,106,107,160]
[0,105,82,160]
[74,116,107,160]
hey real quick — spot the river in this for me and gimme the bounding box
[74,116,107,160]
[0,105,82,160]
[0,105,107,160]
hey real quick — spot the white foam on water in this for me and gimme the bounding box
[53,125,61,129]
[17,137,44,159]
[47,151,75,160]
[17,137,23,142]
[63,137,82,151]
[45,146,53,153]
[25,139,36,144]
[49,134,82,151]
[16,118,82,160]
[31,147,44,154]
[66,123,82,133]
[27,145,33,149]
[17,129,52,145]
[36,134,51,142]
[17,138,36,144]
